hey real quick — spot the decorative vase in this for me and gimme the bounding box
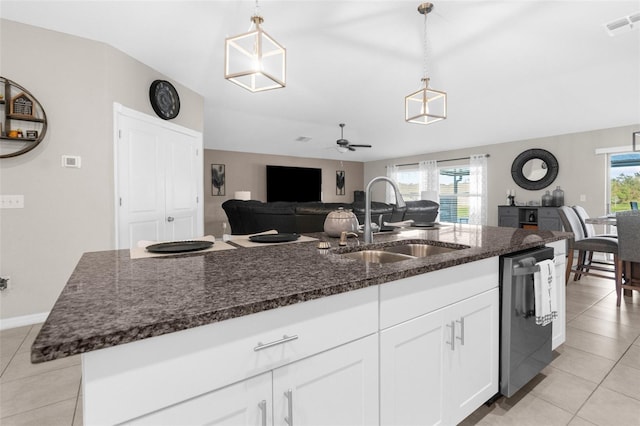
[552,186,564,207]
[542,191,553,207]
[323,208,359,237]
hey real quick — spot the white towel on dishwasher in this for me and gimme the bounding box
[534,259,557,326]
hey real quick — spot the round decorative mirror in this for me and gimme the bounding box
[511,148,558,190]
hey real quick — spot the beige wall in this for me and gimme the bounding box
[0,20,203,322]
[365,124,640,227]
[203,149,364,235]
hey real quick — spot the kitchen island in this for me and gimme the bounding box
[32,224,570,425]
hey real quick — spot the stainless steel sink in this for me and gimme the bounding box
[383,243,459,257]
[340,250,415,264]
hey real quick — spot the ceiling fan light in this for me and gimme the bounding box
[336,146,349,153]
[405,80,447,124]
[225,15,286,92]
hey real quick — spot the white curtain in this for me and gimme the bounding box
[419,160,439,201]
[386,164,399,204]
[469,154,488,225]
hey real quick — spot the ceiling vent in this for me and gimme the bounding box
[295,136,312,143]
[604,12,640,36]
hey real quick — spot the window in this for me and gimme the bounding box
[395,165,421,201]
[439,166,471,224]
[609,152,640,212]
[394,163,473,224]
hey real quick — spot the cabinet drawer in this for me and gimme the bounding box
[379,257,499,329]
[538,207,559,218]
[499,207,518,217]
[83,286,378,425]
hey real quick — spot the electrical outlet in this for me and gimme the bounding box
[580,194,586,202]
[0,195,24,209]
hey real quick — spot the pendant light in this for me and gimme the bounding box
[405,2,447,125]
[224,0,286,92]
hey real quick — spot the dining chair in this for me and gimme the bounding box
[631,201,638,210]
[615,211,640,303]
[557,207,623,304]
[571,205,617,279]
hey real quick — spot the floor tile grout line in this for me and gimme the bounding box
[71,378,82,426]
[0,325,33,378]
[0,397,78,421]
[0,361,83,385]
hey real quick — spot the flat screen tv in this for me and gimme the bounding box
[266,165,322,202]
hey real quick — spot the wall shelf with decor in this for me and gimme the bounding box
[0,76,48,158]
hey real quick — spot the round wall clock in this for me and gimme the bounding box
[149,80,180,120]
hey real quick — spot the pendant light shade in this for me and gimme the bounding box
[405,77,447,124]
[225,13,286,92]
[405,3,447,125]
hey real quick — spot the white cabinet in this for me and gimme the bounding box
[129,334,378,426]
[128,372,273,426]
[273,334,379,426]
[445,288,499,424]
[83,286,378,425]
[380,288,499,426]
[546,240,566,350]
[380,306,446,425]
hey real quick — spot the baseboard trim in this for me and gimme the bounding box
[0,312,49,330]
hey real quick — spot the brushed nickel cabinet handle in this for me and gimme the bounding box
[258,400,267,426]
[284,389,293,426]
[445,321,455,351]
[254,334,299,351]
[456,317,465,346]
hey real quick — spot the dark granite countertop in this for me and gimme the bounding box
[31,224,570,363]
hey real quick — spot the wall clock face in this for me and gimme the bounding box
[149,80,180,120]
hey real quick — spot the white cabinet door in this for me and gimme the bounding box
[445,288,499,425]
[380,308,446,426]
[127,372,272,426]
[380,288,499,426]
[272,334,378,426]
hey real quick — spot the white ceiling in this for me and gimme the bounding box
[2,0,639,162]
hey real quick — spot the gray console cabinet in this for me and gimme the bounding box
[498,206,562,231]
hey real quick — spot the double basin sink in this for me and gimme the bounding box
[338,241,468,264]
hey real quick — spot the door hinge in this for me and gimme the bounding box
[119,197,122,206]
[196,196,199,203]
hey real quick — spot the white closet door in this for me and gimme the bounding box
[116,106,202,249]
[164,130,198,241]
[117,115,166,249]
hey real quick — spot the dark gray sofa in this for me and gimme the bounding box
[221,198,439,235]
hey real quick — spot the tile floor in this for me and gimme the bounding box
[0,275,638,425]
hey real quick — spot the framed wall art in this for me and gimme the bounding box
[211,164,226,196]
[336,170,345,195]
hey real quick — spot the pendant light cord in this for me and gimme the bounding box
[423,10,428,80]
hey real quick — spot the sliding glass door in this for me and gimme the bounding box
[608,152,640,213]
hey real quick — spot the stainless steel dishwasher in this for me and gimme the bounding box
[499,246,554,397]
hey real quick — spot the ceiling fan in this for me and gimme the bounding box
[336,123,372,152]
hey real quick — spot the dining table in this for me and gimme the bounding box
[584,213,617,226]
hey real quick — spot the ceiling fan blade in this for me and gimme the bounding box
[348,146,356,151]
[349,144,372,148]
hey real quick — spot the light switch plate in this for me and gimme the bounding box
[0,195,24,209]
